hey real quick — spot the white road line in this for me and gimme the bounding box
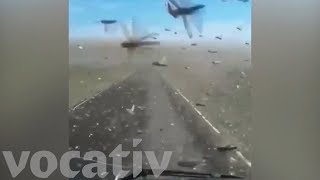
[236,151,252,167]
[71,75,129,112]
[94,90,104,98]
[230,157,237,163]
[175,89,221,134]
[201,116,221,134]
[72,85,252,168]
[194,107,203,116]
[177,90,190,103]
[71,99,89,111]
[71,90,104,111]
[175,89,252,167]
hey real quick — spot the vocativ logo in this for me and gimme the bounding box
[2,139,173,179]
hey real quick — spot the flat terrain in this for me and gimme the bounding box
[69,38,251,179]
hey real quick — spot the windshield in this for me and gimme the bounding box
[69,0,251,179]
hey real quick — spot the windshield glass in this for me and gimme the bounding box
[69,0,251,179]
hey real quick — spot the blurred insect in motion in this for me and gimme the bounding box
[215,35,223,40]
[100,20,117,32]
[167,0,205,38]
[152,56,168,67]
[236,25,243,31]
[119,18,160,58]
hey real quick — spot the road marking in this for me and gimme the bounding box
[94,90,104,98]
[230,157,237,163]
[175,89,221,134]
[194,108,203,116]
[70,72,134,112]
[71,99,89,111]
[71,90,104,111]
[175,89,252,167]
[236,151,252,167]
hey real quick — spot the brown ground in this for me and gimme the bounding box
[69,38,252,160]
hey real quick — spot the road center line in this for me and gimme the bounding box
[175,89,221,134]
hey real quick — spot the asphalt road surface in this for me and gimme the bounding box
[69,67,250,179]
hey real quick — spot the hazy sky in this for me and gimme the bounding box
[69,0,251,41]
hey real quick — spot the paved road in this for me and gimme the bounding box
[69,67,250,179]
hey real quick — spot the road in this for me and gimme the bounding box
[69,67,250,179]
